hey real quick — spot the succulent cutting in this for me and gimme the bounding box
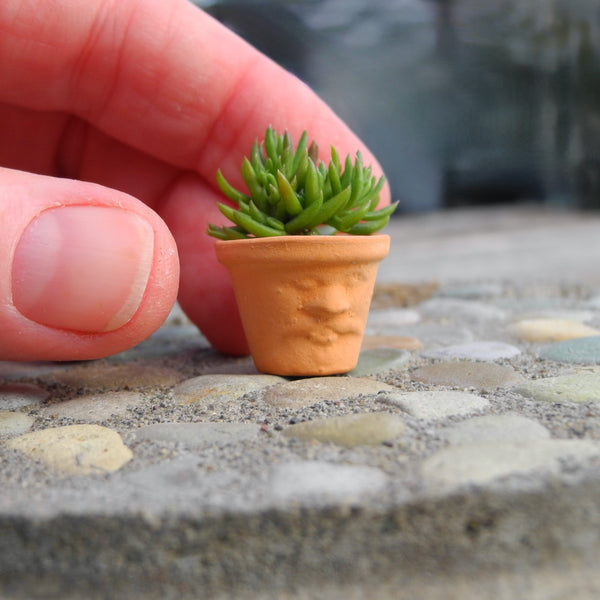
[207,126,397,239]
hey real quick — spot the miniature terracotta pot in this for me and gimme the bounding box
[215,235,390,376]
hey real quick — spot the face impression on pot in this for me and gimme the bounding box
[281,268,372,346]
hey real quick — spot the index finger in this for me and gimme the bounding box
[0,0,389,198]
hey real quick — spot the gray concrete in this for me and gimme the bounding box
[2,206,600,600]
[381,205,600,284]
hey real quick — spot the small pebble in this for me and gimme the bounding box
[539,336,600,364]
[509,319,600,343]
[378,390,489,420]
[6,425,132,475]
[441,414,550,445]
[131,422,259,445]
[422,440,600,489]
[436,283,504,299]
[515,309,595,323]
[584,296,600,310]
[365,308,421,334]
[0,382,49,410]
[418,298,506,322]
[370,282,437,309]
[422,341,521,361]
[174,374,285,405]
[44,363,184,391]
[109,325,208,362]
[513,372,600,404]
[195,355,261,375]
[0,411,34,437]
[361,335,423,351]
[399,323,474,347]
[411,361,522,392]
[0,362,67,380]
[269,461,388,504]
[262,377,396,409]
[497,297,566,314]
[117,457,244,509]
[349,348,411,376]
[39,391,147,422]
[283,412,406,447]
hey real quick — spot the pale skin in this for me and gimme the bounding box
[0,0,390,362]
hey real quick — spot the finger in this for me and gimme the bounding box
[0,0,390,203]
[0,0,389,359]
[0,167,179,361]
[0,103,178,210]
[159,173,249,356]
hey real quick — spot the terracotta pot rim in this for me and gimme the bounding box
[214,233,389,245]
[215,233,390,265]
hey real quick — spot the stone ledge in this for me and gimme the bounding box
[1,474,600,599]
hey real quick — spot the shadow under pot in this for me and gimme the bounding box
[215,234,390,376]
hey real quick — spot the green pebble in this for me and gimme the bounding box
[540,336,600,364]
[513,372,600,403]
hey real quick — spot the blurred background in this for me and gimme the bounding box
[194,0,600,213]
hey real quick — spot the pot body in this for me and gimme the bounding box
[215,235,390,376]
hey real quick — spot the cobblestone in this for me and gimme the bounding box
[421,340,521,361]
[131,422,260,445]
[0,411,34,436]
[0,382,49,409]
[6,424,132,475]
[348,347,411,375]
[268,461,388,504]
[440,414,551,445]
[422,439,600,489]
[281,412,406,447]
[378,390,489,420]
[410,360,523,391]
[540,335,600,364]
[509,318,600,342]
[513,372,600,403]
[261,376,396,409]
[39,391,148,422]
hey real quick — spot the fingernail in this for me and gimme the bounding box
[12,206,154,333]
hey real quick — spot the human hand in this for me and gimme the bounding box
[0,0,389,361]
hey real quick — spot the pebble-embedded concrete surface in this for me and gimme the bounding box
[2,206,600,599]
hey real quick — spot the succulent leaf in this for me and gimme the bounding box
[264,128,279,167]
[331,145,341,172]
[277,170,303,216]
[328,160,342,195]
[304,158,323,207]
[284,193,323,234]
[340,154,354,189]
[345,214,392,235]
[250,140,264,173]
[248,200,268,224]
[363,201,399,221]
[207,224,230,240]
[215,170,250,206]
[241,157,268,211]
[318,186,351,225]
[207,126,395,239]
[265,216,286,231]
[219,203,286,238]
[291,131,308,174]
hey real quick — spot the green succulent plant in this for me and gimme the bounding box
[207,126,397,240]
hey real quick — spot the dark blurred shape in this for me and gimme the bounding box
[197,0,600,211]
[444,167,545,207]
[205,1,315,80]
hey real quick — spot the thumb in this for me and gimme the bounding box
[1,167,179,361]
